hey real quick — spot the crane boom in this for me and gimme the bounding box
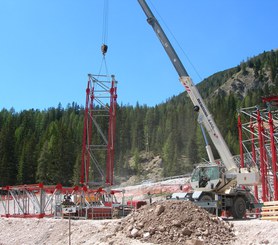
[138,0,237,173]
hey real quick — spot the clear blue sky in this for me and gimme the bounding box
[1,0,277,111]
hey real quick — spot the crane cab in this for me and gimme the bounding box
[190,164,222,191]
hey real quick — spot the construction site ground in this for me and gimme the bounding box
[0,178,278,245]
[1,178,278,244]
[0,208,278,245]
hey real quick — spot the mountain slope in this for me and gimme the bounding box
[198,50,278,100]
[0,50,278,186]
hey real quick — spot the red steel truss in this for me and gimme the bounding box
[0,183,80,218]
[0,183,120,219]
[238,96,278,201]
[81,74,117,187]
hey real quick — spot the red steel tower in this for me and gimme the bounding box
[238,96,278,201]
[81,74,117,187]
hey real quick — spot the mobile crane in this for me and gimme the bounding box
[138,0,261,218]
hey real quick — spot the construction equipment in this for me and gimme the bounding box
[138,0,261,218]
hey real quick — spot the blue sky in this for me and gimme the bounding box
[1,0,277,111]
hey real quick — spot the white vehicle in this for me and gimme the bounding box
[138,0,260,219]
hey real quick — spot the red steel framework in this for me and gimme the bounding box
[81,74,117,187]
[0,183,80,218]
[0,183,117,219]
[238,96,278,202]
[0,74,119,219]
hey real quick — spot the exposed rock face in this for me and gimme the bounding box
[116,200,236,245]
[214,67,273,99]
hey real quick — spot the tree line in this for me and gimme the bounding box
[0,50,277,187]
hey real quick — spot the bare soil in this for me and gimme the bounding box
[1,200,278,245]
[117,200,235,245]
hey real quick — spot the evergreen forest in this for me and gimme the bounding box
[1,50,278,187]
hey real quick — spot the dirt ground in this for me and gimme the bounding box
[117,200,235,245]
[1,176,277,245]
[1,209,278,245]
[0,217,146,245]
[230,219,278,245]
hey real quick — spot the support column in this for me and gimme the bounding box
[237,113,244,168]
[250,119,258,201]
[268,109,278,200]
[257,109,267,201]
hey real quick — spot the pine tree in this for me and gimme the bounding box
[0,113,17,186]
[36,141,51,184]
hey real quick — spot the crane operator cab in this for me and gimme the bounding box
[190,164,221,191]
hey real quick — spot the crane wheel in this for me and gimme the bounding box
[231,196,246,219]
[198,194,215,214]
[193,105,200,112]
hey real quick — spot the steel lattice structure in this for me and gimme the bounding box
[81,74,117,187]
[0,183,116,219]
[238,97,278,202]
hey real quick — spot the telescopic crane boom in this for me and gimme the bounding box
[138,0,260,219]
[138,0,238,173]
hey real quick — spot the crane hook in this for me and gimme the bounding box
[101,44,108,55]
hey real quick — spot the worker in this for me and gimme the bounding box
[199,168,209,187]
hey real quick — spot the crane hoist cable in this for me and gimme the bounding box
[101,0,109,56]
[98,0,109,76]
[149,0,203,82]
[98,56,109,77]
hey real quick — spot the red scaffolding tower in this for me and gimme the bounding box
[80,74,117,187]
[238,96,278,201]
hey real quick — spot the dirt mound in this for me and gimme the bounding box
[116,200,236,245]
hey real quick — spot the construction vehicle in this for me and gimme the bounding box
[138,0,261,218]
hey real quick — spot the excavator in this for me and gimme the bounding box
[138,0,261,219]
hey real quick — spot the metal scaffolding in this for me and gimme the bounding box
[0,75,120,219]
[238,97,278,201]
[0,184,120,219]
[0,184,72,218]
[81,74,117,187]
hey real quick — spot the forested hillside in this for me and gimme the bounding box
[0,50,278,187]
